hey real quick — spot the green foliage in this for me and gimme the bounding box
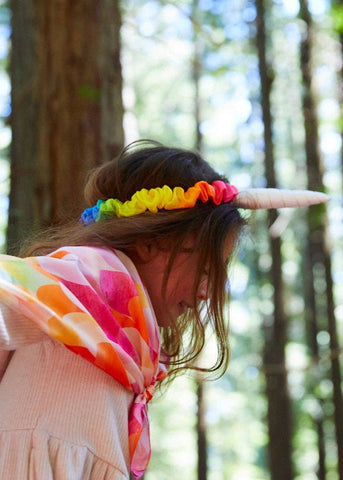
[331,3,343,33]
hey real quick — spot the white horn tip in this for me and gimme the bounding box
[235,189,330,210]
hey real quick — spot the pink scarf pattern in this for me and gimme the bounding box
[0,246,167,478]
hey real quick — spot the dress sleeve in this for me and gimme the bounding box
[0,253,58,354]
[0,303,47,381]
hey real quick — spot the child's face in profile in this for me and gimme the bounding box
[135,234,234,327]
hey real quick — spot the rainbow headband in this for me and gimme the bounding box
[80,181,238,225]
[80,180,330,226]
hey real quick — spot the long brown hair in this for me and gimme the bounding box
[21,140,245,380]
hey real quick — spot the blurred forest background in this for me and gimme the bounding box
[0,0,342,479]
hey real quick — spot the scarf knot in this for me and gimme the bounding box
[144,384,154,403]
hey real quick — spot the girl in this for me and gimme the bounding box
[0,140,328,479]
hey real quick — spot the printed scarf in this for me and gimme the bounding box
[0,246,167,479]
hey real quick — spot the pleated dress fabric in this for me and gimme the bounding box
[0,310,134,479]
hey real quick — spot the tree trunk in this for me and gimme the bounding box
[196,380,207,480]
[331,0,343,190]
[8,0,124,253]
[302,249,327,480]
[299,1,343,478]
[255,1,294,478]
[192,1,207,478]
[192,0,203,154]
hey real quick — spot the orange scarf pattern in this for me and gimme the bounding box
[0,246,167,478]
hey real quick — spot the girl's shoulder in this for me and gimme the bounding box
[44,246,139,282]
[47,245,120,267]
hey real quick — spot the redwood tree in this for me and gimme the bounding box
[191,1,208,478]
[8,0,124,253]
[331,0,343,190]
[255,0,294,478]
[299,0,343,477]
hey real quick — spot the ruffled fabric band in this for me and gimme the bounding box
[80,181,239,225]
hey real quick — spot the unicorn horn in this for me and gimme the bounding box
[235,189,330,209]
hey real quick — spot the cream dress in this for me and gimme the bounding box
[0,304,134,479]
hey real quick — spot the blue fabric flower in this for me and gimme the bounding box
[80,200,104,225]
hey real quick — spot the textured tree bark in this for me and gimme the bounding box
[302,247,327,480]
[192,1,208,478]
[8,0,39,253]
[255,0,294,478]
[191,0,208,480]
[332,0,343,193]
[8,0,124,253]
[196,380,208,480]
[299,1,343,477]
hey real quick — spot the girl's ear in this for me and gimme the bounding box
[134,241,157,263]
